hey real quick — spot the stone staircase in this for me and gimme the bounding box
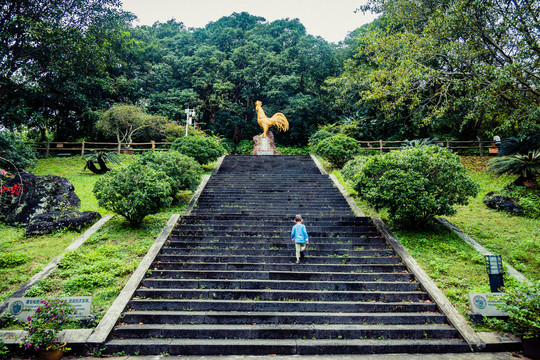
[105,155,470,355]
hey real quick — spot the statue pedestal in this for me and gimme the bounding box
[253,131,280,155]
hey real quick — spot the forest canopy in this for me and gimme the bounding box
[1,0,538,144]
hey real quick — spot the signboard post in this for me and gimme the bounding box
[6,297,93,322]
[468,293,507,317]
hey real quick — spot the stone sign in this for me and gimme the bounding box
[6,296,92,322]
[468,293,508,316]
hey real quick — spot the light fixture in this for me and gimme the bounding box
[485,255,504,292]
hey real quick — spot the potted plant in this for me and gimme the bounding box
[490,281,540,359]
[19,298,76,360]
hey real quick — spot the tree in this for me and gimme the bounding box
[0,131,37,171]
[331,0,540,140]
[0,0,135,140]
[96,105,164,145]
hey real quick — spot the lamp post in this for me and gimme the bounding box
[485,254,504,292]
[184,108,196,137]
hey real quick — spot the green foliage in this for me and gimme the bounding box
[401,138,439,148]
[175,190,194,204]
[0,338,9,358]
[488,281,540,339]
[489,150,540,181]
[96,105,165,144]
[315,134,360,168]
[498,134,540,156]
[501,186,540,219]
[341,156,370,184]
[136,150,203,194]
[220,139,235,154]
[171,136,226,165]
[355,146,479,227]
[0,0,133,140]
[328,0,540,140]
[234,140,253,155]
[93,163,172,225]
[0,131,37,171]
[0,252,31,268]
[83,151,120,165]
[276,146,310,155]
[20,298,77,351]
[308,130,334,148]
[82,150,121,174]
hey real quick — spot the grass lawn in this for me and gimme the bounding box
[327,155,540,321]
[0,154,207,324]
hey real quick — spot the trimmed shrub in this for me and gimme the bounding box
[308,130,334,148]
[0,131,37,171]
[341,156,370,184]
[93,163,172,225]
[171,135,226,164]
[315,134,360,168]
[136,151,203,194]
[355,146,479,227]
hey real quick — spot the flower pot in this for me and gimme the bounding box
[523,179,538,188]
[38,349,63,360]
[38,343,66,360]
[522,337,540,360]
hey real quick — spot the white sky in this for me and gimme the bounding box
[120,0,377,43]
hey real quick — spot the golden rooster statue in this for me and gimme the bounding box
[255,100,289,137]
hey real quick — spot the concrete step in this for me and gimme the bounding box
[146,270,416,282]
[153,254,402,265]
[112,323,460,340]
[127,299,439,313]
[121,311,447,325]
[140,279,420,292]
[172,225,377,233]
[165,242,389,251]
[134,288,428,302]
[160,248,396,257]
[166,237,387,246]
[105,338,470,356]
[150,261,408,273]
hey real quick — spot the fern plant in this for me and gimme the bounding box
[489,150,540,187]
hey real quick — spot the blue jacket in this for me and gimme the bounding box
[291,223,309,243]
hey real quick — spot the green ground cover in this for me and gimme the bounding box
[0,154,204,324]
[329,155,540,320]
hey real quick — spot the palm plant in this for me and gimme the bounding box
[401,138,439,148]
[82,150,121,174]
[497,133,540,156]
[489,149,540,187]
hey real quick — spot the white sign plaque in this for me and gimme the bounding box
[261,137,269,150]
[6,297,93,322]
[468,293,507,316]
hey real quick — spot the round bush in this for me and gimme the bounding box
[93,163,172,225]
[355,146,479,227]
[308,130,334,148]
[341,156,369,184]
[315,134,360,168]
[136,151,203,194]
[171,136,226,165]
[0,131,37,171]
